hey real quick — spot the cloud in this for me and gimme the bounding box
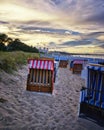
[61,40,92,47]
[85,11,104,24]
[99,44,104,48]
[0,1,58,23]
[1,0,104,31]
[18,26,80,35]
[48,42,57,47]
[50,0,104,31]
[80,31,104,40]
[61,38,104,49]
[0,0,104,53]
[0,21,9,24]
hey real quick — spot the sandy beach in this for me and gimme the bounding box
[0,65,104,130]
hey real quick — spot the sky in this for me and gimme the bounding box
[0,0,104,53]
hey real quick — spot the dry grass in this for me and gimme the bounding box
[0,51,39,73]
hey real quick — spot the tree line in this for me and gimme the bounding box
[0,33,39,53]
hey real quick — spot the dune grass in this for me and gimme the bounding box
[0,51,39,73]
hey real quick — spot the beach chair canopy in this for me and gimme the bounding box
[73,60,84,64]
[28,59,54,71]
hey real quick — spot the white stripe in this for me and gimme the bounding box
[29,60,33,68]
[45,61,48,69]
[48,61,51,70]
[33,60,37,68]
[41,61,44,69]
[37,60,40,69]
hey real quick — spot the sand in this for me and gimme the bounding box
[0,66,104,130]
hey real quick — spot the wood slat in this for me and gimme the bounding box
[39,69,42,85]
[33,69,36,84]
[36,69,39,84]
[29,69,34,83]
[42,70,45,85]
[46,70,48,86]
[38,69,40,84]
[48,70,50,85]
[49,71,52,87]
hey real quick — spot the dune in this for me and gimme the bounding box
[0,66,103,130]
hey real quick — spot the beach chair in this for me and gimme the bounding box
[59,60,68,68]
[72,60,83,74]
[26,58,54,93]
[79,64,104,124]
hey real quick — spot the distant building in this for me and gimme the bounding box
[39,47,48,54]
[51,52,60,57]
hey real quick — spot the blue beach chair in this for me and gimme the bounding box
[79,64,104,124]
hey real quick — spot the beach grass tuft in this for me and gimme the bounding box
[0,51,39,73]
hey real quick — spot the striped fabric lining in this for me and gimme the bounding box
[28,59,54,70]
[73,60,84,64]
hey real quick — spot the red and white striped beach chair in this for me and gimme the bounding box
[26,58,54,93]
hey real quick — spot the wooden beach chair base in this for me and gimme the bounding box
[79,64,104,126]
[79,102,104,125]
[26,85,52,93]
[26,74,52,93]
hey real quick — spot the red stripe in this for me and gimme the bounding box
[51,62,54,70]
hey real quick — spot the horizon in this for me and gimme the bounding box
[0,0,104,54]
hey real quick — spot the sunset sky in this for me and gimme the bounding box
[0,0,104,53]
